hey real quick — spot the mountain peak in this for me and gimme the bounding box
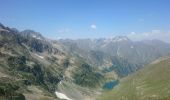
[112,36,130,42]
[21,30,44,40]
[0,23,5,29]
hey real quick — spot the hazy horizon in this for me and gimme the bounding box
[1,0,170,42]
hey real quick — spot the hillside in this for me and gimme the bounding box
[99,56,170,100]
[0,23,104,100]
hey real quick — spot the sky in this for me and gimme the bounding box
[0,0,170,42]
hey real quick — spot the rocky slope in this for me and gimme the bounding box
[0,23,104,100]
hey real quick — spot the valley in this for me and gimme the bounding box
[0,23,170,100]
[98,56,170,100]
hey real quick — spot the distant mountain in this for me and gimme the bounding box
[99,56,170,100]
[59,36,170,77]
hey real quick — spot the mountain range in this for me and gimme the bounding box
[0,23,170,100]
[59,36,170,77]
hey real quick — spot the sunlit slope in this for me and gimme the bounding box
[99,57,170,100]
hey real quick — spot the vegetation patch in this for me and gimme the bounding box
[73,63,104,87]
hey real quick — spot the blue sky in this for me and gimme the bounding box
[0,0,170,41]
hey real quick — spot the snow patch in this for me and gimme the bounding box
[59,80,62,85]
[34,54,44,59]
[32,35,42,40]
[113,36,129,42]
[36,37,41,40]
[117,47,120,56]
[32,35,37,38]
[55,91,73,100]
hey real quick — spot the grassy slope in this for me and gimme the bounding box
[99,57,170,100]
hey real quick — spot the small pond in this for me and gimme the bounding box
[103,80,119,90]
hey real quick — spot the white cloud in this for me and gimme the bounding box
[90,24,97,29]
[127,30,170,43]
